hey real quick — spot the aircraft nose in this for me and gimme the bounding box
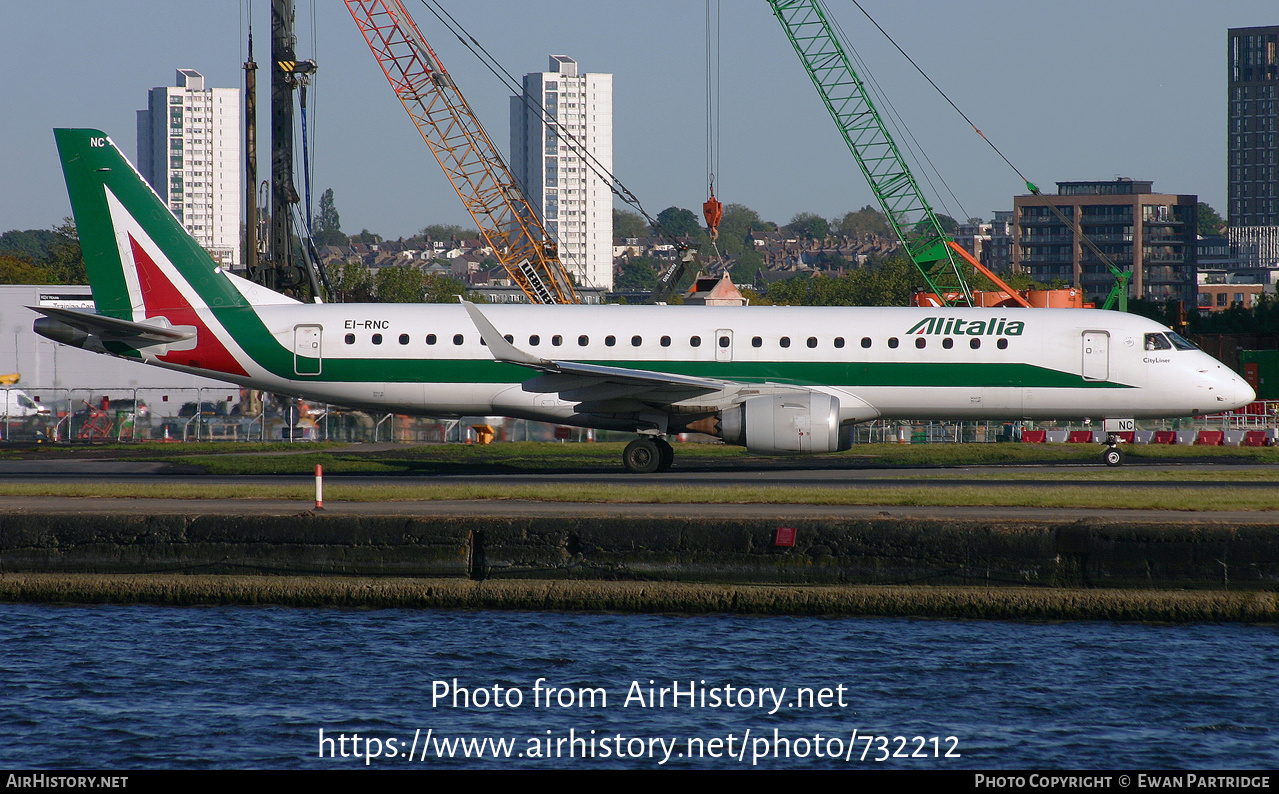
[1211,367,1255,412]
[1232,371,1257,409]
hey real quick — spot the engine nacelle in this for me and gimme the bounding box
[33,316,89,347]
[719,392,851,454]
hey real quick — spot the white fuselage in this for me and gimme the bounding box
[142,302,1254,430]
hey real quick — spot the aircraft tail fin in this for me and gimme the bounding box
[53,129,291,320]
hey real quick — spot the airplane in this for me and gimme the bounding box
[37,129,1256,472]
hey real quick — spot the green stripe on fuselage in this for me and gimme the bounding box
[275,353,1127,389]
[204,306,1127,389]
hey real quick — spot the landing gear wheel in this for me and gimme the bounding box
[654,438,674,472]
[1102,445,1124,467]
[623,437,662,474]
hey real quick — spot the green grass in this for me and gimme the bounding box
[6,439,1278,473]
[920,467,1279,482]
[2,480,1276,511]
[2,440,1276,509]
[120,440,1279,476]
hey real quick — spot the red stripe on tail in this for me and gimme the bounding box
[129,235,249,377]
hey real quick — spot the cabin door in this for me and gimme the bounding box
[294,325,323,376]
[1081,331,1109,381]
[715,329,734,362]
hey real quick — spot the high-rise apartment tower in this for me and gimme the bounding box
[510,56,613,291]
[137,70,241,267]
[1228,26,1279,267]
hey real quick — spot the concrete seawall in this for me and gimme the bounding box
[2,510,1276,591]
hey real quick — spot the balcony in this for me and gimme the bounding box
[1017,216,1067,226]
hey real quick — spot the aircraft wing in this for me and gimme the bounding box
[30,306,195,345]
[461,300,728,403]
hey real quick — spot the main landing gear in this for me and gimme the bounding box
[622,436,675,474]
[1101,434,1124,467]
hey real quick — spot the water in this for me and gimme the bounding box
[1,605,1275,769]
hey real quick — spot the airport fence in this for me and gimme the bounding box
[1,387,1276,446]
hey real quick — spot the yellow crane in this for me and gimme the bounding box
[345,0,579,304]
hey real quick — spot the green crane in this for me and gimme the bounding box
[769,0,1033,308]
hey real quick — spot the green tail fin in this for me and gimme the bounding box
[54,129,249,319]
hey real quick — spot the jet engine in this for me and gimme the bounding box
[718,392,852,454]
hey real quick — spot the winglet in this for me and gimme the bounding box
[460,299,547,367]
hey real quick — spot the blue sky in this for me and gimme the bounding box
[2,1,1275,239]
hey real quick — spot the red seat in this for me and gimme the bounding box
[1021,430,1046,443]
[1067,431,1093,443]
[1195,431,1224,446]
[1152,430,1177,444]
[1113,431,1135,443]
[1243,431,1267,447]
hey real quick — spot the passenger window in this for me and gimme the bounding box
[997,338,1008,350]
[372,334,383,345]
[970,338,981,350]
[1144,333,1172,351]
[344,333,355,345]
[915,337,926,349]
[807,337,818,348]
[453,334,464,345]
[942,338,954,349]
[888,337,899,349]
[578,335,589,346]
[504,334,513,343]
[605,335,616,347]
[529,335,540,346]
[751,337,762,348]
[834,337,845,348]
[719,335,730,348]
[661,336,672,347]
[552,335,563,346]
[399,334,409,345]
[780,337,791,348]
[426,334,437,345]
[632,335,643,346]
[690,336,701,347]
[861,337,871,349]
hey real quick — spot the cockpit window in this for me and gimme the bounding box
[1144,333,1172,351]
[1166,332,1197,351]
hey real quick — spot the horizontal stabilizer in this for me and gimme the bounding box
[30,306,195,345]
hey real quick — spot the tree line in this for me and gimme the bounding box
[0,220,86,285]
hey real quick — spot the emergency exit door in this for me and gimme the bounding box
[294,325,322,376]
[1082,331,1109,381]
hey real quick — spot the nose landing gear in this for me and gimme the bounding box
[1101,433,1124,467]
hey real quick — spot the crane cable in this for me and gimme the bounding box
[843,0,1128,299]
[845,0,1035,193]
[703,0,725,270]
[415,0,681,248]
[825,0,971,226]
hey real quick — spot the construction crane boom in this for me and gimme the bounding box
[345,0,579,304]
[768,0,1029,308]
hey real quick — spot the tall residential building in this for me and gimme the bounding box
[1229,26,1279,268]
[1013,179,1197,304]
[510,55,613,291]
[137,69,241,267]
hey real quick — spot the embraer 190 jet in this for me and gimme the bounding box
[36,130,1255,471]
